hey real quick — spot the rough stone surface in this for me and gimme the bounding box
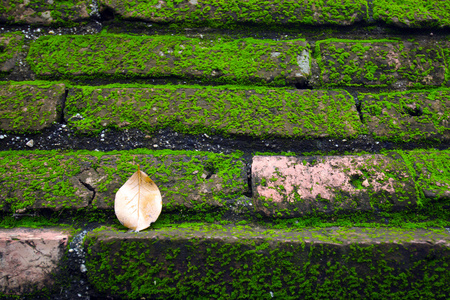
[0,0,91,25]
[0,150,247,212]
[402,150,450,201]
[373,0,450,28]
[0,82,65,132]
[99,0,367,26]
[361,89,450,142]
[27,35,310,86]
[0,228,69,295]
[0,32,24,74]
[65,86,363,138]
[84,226,450,299]
[317,39,445,88]
[252,154,417,217]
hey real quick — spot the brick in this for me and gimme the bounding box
[84,226,450,299]
[0,32,24,74]
[251,154,417,217]
[0,82,65,133]
[373,0,450,28]
[0,0,91,26]
[361,89,450,142]
[316,39,445,88]
[65,85,363,139]
[99,0,367,26]
[400,150,450,201]
[27,35,310,86]
[0,228,69,295]
[0,150,246,212]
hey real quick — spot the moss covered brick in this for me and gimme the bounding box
[99,0,367,27]
[0,0,92,26]
[85,226,450,299]
[316,39,445,88]
[0,81,65,133]
[361,88,450,142]
[252,153,418,217]
[27,34,310,86]
[373,0,450,28]
[65,84,363,139]
[0,32,24,75]
[0,149,246,213]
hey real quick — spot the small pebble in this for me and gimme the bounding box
[26,139,34,147]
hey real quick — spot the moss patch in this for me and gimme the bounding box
[65,84,363,139]
[27,34,309,86]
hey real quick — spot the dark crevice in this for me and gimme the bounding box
[59,88,69,124]
[100,6,115,22]
[244,160,253,198]
[403,105,423,117]
[78,179,96,206]
[294,81,312,89]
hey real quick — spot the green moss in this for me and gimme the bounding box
[0,32,23,74]
[65,84,363,139]
[373,0,450,28]
[316,38,444,88]
[99,0,368,27]
[361,88,450,142]
[0,81,65,133]
[0,0,92,26]
[27,34,309,86]
[85,226,450,299]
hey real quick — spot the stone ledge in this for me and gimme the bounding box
[27,35,310,86]
[0,228,69,295]
[65,85,363,138]
[373,0,450,28]
[0,0,92,26]
[0,32,24,74]
[84,226,450,299]
[361,89,450,142]
[0,150,247,212]
[316,39,445,88]
[0,81,65,133]
[99,0,367,26]
[252,153,417,217]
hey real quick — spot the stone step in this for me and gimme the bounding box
[1,149,448,218]
[27,34,310,86]
[252,150,450,217]
[373,0,450,28]
[0,32,24,75]
[0,149,247,212]
[64,85,362,138]
[0,0,93,26]
[0,81,65,133]
[83,225,450,299]
[98,0,368,27]
[2,225,449,297]
[316,39,446,88]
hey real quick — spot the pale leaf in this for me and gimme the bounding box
[114,166,162,232]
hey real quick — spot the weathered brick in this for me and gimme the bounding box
[65,86,363,139]
[27,35,310,86]
[0,150,246,212]
[0,32,23,74]
[0,0,91,25]
[0,82,65,133]
[361,89,450,142]
[0,228,69,295]
[84,226,450,299]
[316,39,445,88]
[99,0,367,26]
[252,154,417,217]
[373,0,450,28]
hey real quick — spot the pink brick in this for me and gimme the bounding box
[0,228,69,295]
[252,154,417,217]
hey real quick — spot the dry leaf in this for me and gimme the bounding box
[114,166,162,232]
